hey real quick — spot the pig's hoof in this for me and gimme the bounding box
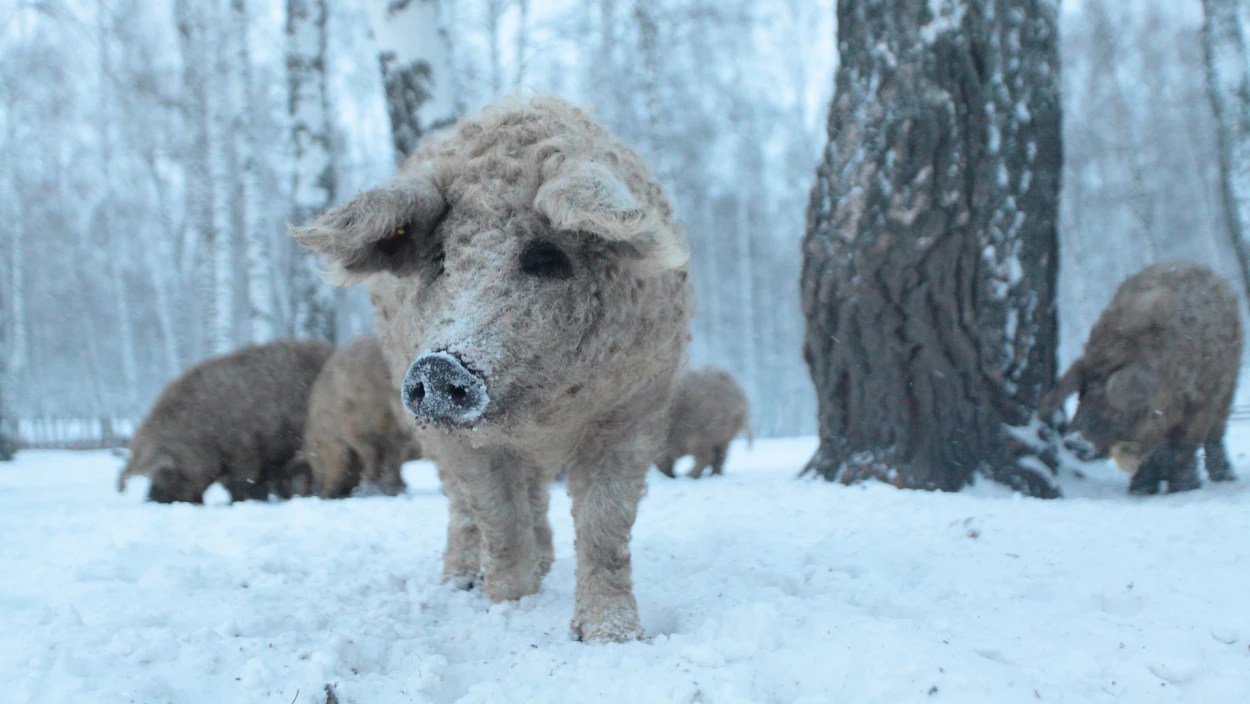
[442,571,479,590]
[570,601,643,643]
[1208,468,1237,483]
[1166,475,1202,493]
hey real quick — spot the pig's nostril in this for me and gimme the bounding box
[402,352,489,423]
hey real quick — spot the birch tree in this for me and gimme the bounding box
[287,0,338,341]
[487,0,505,97]
[1203,0,1250,300]
[800,0,1064,497]
[232,0,276,344]
[3,118,27,433]
[175,0,216,359]
[208,0,239,354]
[362,0,460,161]
[0,289,11,458]
[0,153,15,460]
[514,0,529,88]
[97,0,140,411]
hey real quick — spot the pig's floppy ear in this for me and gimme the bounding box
[288,167,447,286]
[534,159,688,270]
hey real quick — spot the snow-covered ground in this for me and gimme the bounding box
[2,432,1249,704]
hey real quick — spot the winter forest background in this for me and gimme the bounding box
[1,0,1247,444]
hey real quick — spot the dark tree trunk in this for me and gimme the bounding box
[800,0,1063,497]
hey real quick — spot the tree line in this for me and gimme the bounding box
[1,0,1246,485]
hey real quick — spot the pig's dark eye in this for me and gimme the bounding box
[519,240,573,280]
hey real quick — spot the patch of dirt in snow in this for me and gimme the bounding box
[2,435,1250,703]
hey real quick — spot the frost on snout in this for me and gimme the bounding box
[402,351,489,425]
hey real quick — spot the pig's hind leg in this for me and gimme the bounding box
[1204,421,1237,483]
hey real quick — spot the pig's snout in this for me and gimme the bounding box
[402,352,488,424]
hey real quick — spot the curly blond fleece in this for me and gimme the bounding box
[289,96,694,643]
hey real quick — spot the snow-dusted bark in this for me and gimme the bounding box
[362,0,459,160]
[1203,0,1250,301]
[175,0,216,359]
[232,0,276,344]
[287,0,338,341]
[800,0,1063,497]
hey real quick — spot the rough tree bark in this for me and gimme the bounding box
[362,0,459,161]
[1202,0,1250,302]
[800,0,1063,497]
[287,0,338,341]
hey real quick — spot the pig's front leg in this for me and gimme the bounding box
[439,468,482,589]
[462,455,542,602]
[567,446,649,643]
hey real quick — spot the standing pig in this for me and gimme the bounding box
[299,335,420,498]
[290,96,692,642]
[1040,261,1242,494]
[117,340,333,503]
[655,366,751,479]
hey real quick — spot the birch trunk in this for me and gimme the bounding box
[98,0,140,411]
[208,0,238,354]
[232,0,276,343]
[175,0,215,360]
[287,0,338,341]
[362,0,459,160]
[514,0,529,88]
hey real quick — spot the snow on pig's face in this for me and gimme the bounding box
[291,101,688,445]
[371,207,617,433]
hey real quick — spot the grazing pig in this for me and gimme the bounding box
[117,340,334,503]
[1040,261,1242,494]
[655,366,751,479]
[290,96,692,642]
[299,335,420,498]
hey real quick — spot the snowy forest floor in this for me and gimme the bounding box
[2,431,1249,703]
